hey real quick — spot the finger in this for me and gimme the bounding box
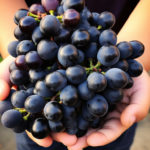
[68,136,87,150]
[0,79,10,100]
[121,71,150,126]
[87,118,127,146]
[51,132,77,146]
[0,56,14,84]
[26,130,53,147]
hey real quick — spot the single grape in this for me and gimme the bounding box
[48,120,64,132]
[105,68,128,89]
[66,65,86,85]
[32,26,46,45]
[124,73,134,89]
[58,44,79,67]
[25,51,43,69]
[44,101,63,121]
[41,0,59,11]
[87,72,107,92]
[14,9,28,25]
[77,116,89,130]
[127,59,143,77]
[99,29,117,46]
[103,88,123,104]
[63,0,85,12]
[10,69,29,85]
[34,80,54,98]
[15,55,28,70]
[71,29,90,48]
[87,95,109,117]
[19,16,38,33]
[97,45,120,67]
[7,41,19,57]
[60,85,78,106]
[37,40,58,61]
[45,71,67,92]
[25,95,45,113]
[78,81,94,101]
[77,49,84,64]
[32,118,50,139]
[88,26,100,42]
[40,15,60,36]
[1,109,23,128]
[11,90,28,108]
[14,26,31,41]
[112,60,129,72]
[63,9,80,27]
[16,40,36,55]
[9,61,19,73]
[129,40,145,59]
[117,41,133,59]
[29,4,46,14]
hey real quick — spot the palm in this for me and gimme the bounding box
[68,70,150,150]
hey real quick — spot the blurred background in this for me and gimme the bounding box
[0,114,150,150]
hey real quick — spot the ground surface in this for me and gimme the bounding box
[0,114,150,150]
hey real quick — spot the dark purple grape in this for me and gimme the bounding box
[87,72,107,92]
[41,0,59,11]
[14,26,31,41]
[7,41,19,57]
[117,41,133,59]
[78,81,94,101]
[29,4,46,14]
[63,9,80,27]
[58,44,79,67]
[10,69,29,85]
[97,45,120,67]
[19,16,38,33]
[112,60,129,72]
[32,118,50,139]
[9,61,19,73]
[88,26,100,42]
[25,95,45,113]
[15,55,28,70]
[40,15,60,36]
[105,68,128,89]
[44,101,63,121]
[16,40,36,55]
[45,71,67,92]
[48,120,64,132]
[25,51,43,69]
[63,0,85,12]
[71,29,90,48]
[60,85,78,106]
[66,65,86,85]
[14,9,28,25]
[1,109,23,128]
[37,40,58,61]
[34,80,54,98]
[127,59,143,77]
[99,29,117,46]
[87,95,109,117]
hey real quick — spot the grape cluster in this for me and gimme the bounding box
[0,0,144,139]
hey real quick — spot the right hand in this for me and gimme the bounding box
[0,56,77,148]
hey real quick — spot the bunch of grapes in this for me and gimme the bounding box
[0,0,144,139]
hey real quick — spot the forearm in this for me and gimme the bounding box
[0,0,28,58]
[117,0,150,71]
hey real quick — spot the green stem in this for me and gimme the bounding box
[49,10,54,16]
[56,15,63,23]
[35,18,40,22]
[15,108,27,113]
[28,12,38,18]
[97,25,102,30]
[23,112,30,121]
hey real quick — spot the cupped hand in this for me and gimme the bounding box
[68,69,150,150]
[0,56,77,148]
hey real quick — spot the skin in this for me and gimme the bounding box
[0,0,150,149]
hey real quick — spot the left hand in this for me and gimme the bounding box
[68,69,150,150]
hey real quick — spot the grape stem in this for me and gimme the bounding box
[85,61,102,74]
[15,108,27,113]
[49,10,55,16]
[23,112,30,121]
[97,25,102,30]
[28,12,38,18]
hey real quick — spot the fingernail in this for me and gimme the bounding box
[129,116,136,126]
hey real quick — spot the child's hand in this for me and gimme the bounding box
[68,69,150,150]
[0,56,77,148]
